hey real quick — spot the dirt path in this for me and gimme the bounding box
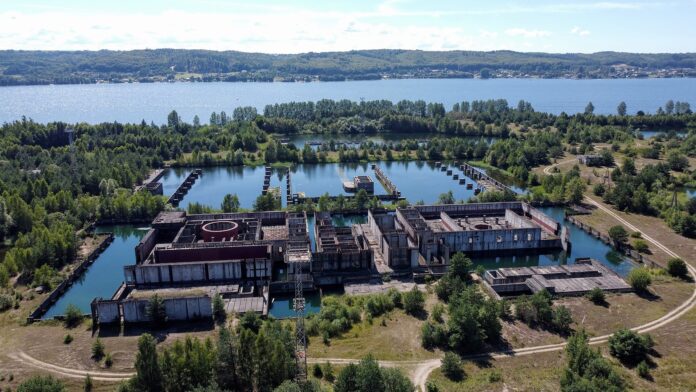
[543,158,577,175]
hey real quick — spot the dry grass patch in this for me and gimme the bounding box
[307,308,439,361]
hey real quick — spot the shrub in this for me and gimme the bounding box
[403,286,425,316]
[608,329,653,364]
[441,352,464,381]
[386,288,402,309]
[608,225,628,244]
[91,338,105,361]
[312,363,323,379]
[630,231,642,238]
[146,294,167,328]
[104,353,113,368]
[667,258,688,278]
[430,303,445,323]
[632,239,649,253]
[63,334,73,344]
[323,362,335,383]
[212,293,226,322]
[0,294,12,312]
[64,304,83,328]
[84,374,93,392]
[628,267,652,292]
[239,311,262,333]
[16,375,66,392]
[637,360,650,379]
[488,369,502,383]
[586,287,606,305]
[552,306,573,333]
[426,381,440,392]
[592,183,606,196]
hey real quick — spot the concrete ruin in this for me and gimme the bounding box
[358,202,570,271]
[91,202,570,325]
[482,258,632,298]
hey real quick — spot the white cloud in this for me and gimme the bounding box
[0,10,501,52]
[570,26,591,36]
[505,28,552,38]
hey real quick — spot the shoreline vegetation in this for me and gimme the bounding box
[2,49,696,86]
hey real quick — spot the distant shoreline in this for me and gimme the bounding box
[2,75,696,88]
[2,48,695,87]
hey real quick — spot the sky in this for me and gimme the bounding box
[0,0,694,53]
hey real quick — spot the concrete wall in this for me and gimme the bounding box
[436,227,542,253]
[415,202,523,218]
[135,228,159,264]
[96,301,120,324]
[504,209,536,229]
[121,296,212,323]
[131,259,269,287]
[522,204,559,234]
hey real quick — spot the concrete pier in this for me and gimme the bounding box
[459,162,515,194]
[167,169,202,206]
[262,166,272,195]
[372,165,401,197]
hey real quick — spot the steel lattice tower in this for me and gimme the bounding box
[294,270,308,382]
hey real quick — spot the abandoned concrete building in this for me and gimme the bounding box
[482,258,632,298]
[91,202,572,325]
[358,202,570,271]
[343,175,375,193]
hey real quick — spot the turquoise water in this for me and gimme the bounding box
[471,207,635,277]
[3,78,696,123]
[268,291,322,319]
[43,225,147,318]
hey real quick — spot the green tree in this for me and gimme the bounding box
[381,367,415,392]
[133,334,163,392]
[16,375,66,392]
[584,101,595,115]
[449,252,473,281]
[667,257,688,278]
[215,327,239,390]
[627,267,652,292]
[146,294,167,328]
[356,355,384,392]
[441,352,464,381]
[403,286,425,316]
[213,293,226,322]
[608,329,653,364]
[617,101,627,116]
[84,374,93,392]
[552,306,573,333]
[334,363,359,392]
[437,190,455,204]
[64,303,83,328]
[91,338,105,360]
[586,287,606,305]
[354,189,369,210]
[221,194,240,213]
[608,225,628,245]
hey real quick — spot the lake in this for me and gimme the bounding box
[160,162,487,210]
[2,78,695,124]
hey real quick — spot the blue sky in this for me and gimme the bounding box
[1,0,694,53]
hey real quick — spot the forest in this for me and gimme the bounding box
[2,49,696,85]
